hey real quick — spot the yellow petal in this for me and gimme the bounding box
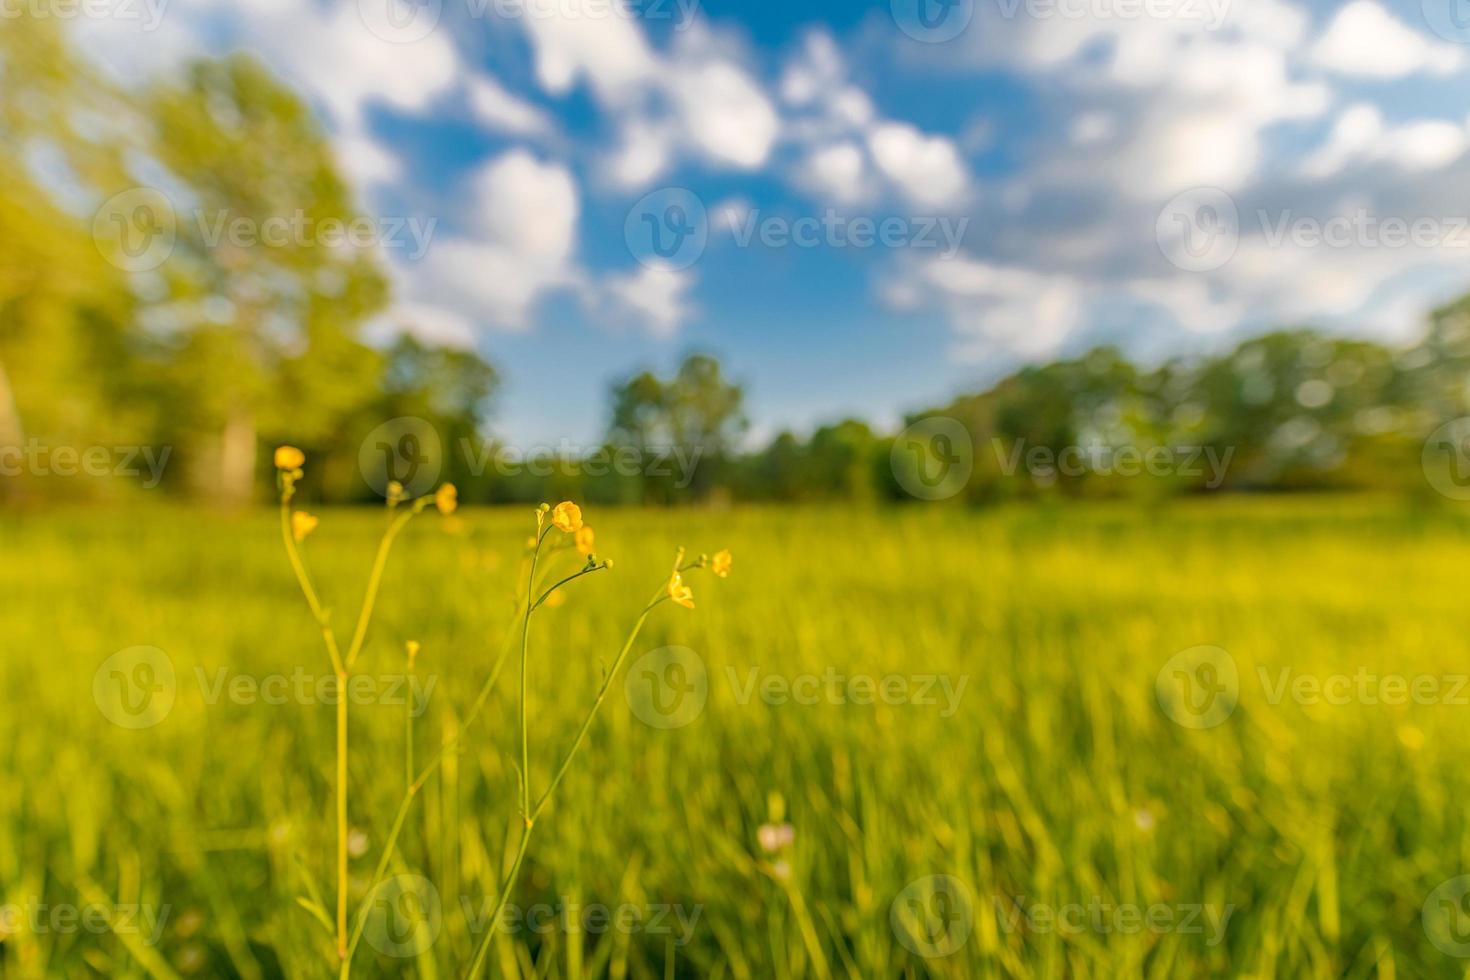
[435,483,458,515]
[550,501,583,533]
[291,511,318,542]
[274,445,305,470]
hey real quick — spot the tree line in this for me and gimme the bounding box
[3,19,1468,506]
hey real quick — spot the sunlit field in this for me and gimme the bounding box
[6,498,1470,978]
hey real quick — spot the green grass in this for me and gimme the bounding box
[5,498,1470,977]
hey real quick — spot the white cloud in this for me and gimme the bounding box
[467,75,555,137]
[1309,0,1464,78]
[1303,105,1469,177]
[519,0,657,101]
[409,149,582,333]
[603,264,695,337]
[782,30,970,209]
[793,141,874,205]
[668,61,780,169]
[866,123,969,208]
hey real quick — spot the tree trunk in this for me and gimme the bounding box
[219,408,256,507]
[0,353,25,501]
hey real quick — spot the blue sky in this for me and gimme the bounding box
[72,0,1470,446]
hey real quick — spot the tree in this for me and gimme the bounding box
[607,353,746,503]
[145,54,389,504]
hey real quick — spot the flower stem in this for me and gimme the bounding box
[466,593,665,980]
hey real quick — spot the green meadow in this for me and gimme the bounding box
[6,498,1470,977]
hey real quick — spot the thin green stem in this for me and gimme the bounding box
[339,609,526,977]
[531,562,610,612]
[466,591,668,980]
[465,824,534,980]
[279,500,344,675]
[519,528,549,822]
[533,597,661,820]
[345,509,414,669]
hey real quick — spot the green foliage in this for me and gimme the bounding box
[7,501,1470,976]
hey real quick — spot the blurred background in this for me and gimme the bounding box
[14,1,1470,978]
[9,2,1470,507]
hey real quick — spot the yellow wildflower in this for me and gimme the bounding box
[668,570,694,609]
[575,525,595,557]
[667,548,694,609]
[711,549,732,578]
[550,501,583,533]
[291,511,318,542]
[274,445,305,470]
[435,483,458,515]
